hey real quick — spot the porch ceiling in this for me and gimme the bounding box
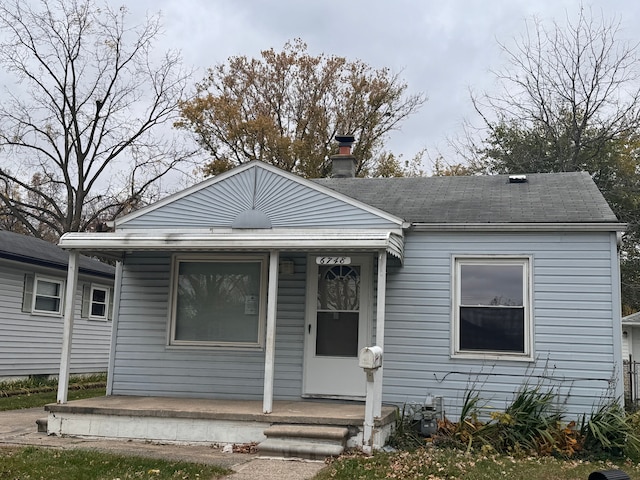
[58,228,405,260]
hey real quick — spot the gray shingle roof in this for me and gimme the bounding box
[313,172,618,224]
[0,229,115,277]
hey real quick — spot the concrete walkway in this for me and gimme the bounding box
[0,407,326,479]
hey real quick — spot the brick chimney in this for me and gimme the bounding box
[331,135,357,178]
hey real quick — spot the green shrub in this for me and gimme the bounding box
[483,385,564,455]
[581,399,640,459]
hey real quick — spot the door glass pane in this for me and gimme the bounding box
[316,265,360,357]
[316,312,359,356]
[317,265,360,310]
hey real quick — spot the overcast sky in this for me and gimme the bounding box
[122,0,640,170]
[6,0,640,173]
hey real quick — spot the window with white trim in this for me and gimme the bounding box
[90,285,109,320]
[81,284,114,321]
[33,276,64,315]
[169,255,267,347]
[453,257,532,358]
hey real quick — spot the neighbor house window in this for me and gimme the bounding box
[81,284,114,321]
[453,256,532,359]
[33,276,64,315]
[170,255,267,347]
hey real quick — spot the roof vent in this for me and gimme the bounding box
[508,175,527,183]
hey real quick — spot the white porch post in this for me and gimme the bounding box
[263,249,279,413]
[57,250,79,404]
[373,250,387,419]
[106,261,122,396]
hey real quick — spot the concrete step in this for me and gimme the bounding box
[258,424,349,459]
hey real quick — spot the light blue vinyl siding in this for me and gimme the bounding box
[0,262,112,378]
[109,231,619,419]
[110,252,307,400]
[382,231,620,419]
[119,166,398,230]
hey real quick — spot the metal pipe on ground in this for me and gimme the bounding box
[588,470,630,480]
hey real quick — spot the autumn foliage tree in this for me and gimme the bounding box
[176,39,425,178]
[0,0,193,239]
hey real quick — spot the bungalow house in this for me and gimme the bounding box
[0,229,114,380]
[48,139,624,455]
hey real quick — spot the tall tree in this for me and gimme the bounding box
[468,7,640,171]
[176,39,425,178]
[0,0,193,239]
[462,7,640,312]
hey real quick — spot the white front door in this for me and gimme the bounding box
[303,255,372,398]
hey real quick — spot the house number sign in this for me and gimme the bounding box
[315,256,351,265]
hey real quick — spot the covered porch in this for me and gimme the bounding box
[53,161,408,454]
[45,395,397,458]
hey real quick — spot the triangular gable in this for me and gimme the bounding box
[116,162,403,230]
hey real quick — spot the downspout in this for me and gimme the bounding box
[263,250,280,413]
[57,250,79,403]
[106,260,123,395]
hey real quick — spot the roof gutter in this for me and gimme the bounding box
[0,252,115,279]
[410,222,626,232]
[58,229,405,261]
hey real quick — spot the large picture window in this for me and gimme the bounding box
[453,257,532,359]
[170,255,267,347]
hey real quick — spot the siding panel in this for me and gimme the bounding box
[121,166,398,229]
[110,252,307,400]
[0,263,112,378]
[383,231,618,420]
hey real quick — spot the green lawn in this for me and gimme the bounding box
[0,445,231,480]
[0,373,107,411]
[0,375,231,479]
[5,376,639,480]
[0,385,106,411]
[315,448,640,480]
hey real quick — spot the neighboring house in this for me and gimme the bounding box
[622,312,640,362]
[0,229,114,379]
[52,142,624,450]
[622,312,640,404]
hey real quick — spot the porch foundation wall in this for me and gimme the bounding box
[45,397,397,451]
[47,412,271,445]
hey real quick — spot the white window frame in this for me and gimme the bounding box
[168,254,268,349]
[452,255,533,361]
[32,275,65,316]
[89,284,110,321]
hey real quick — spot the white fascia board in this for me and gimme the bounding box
[58,228,405,258]
[410,222,627,232]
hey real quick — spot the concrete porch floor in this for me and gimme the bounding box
[44,396,398,449]
[46,395,395,425]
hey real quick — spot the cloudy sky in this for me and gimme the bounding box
[6,0,640,172]
[118,0,640,169]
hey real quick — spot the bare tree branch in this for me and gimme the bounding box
[0,0,196,238]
